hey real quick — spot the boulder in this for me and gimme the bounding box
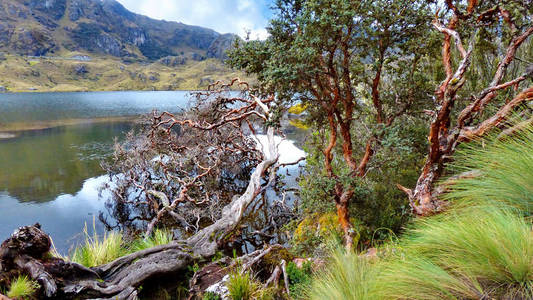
[73,64,89,75]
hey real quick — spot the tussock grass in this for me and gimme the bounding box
[308,248,377,300]
[309,124,533,300]
[6,275,39,299]
[444,125,533,212]
[70,223,126,267]
[130,228,174,252]
[378,206,533,299]
[227,271,258,300]
[69,224,174,268]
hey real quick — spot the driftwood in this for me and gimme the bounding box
[0,86,281,299]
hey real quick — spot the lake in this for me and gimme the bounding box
[0,91,192,253]
[0,91,306,254]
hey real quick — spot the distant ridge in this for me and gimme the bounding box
[0,0,238,61]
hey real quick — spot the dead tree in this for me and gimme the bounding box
[399,1,533,215]
[0,80,284,299]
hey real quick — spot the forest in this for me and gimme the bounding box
[1,0,533,299]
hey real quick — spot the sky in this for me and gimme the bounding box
[115,0,273,39]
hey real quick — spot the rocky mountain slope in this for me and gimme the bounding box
[0,0,238,61]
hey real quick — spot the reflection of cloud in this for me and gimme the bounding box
[116,0,271,39]
[0,176,112,254]
[252,135,306,165]
[53,175,111,212]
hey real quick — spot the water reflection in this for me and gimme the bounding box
[0,175,110,253]
[0,122,132,203]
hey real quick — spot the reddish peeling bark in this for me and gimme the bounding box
[401,4,533,215]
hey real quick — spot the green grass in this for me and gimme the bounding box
[308,124,533,300]
[444,124,533,212]
[378,206,533,299]
[69,224,174,267]
[70,223,126,267]
[308,248,377,300]
[130,228,174,252]
[227,271,258,300]
[6,275,39,300]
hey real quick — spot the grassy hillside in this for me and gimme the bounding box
[0,54,246,92]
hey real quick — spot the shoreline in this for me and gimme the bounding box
[0,116,140,135]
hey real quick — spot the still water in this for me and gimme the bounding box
[0,91,306,254]
[0,91,191,252]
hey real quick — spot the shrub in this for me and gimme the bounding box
[286,261,313,299]
[6,275,39,300]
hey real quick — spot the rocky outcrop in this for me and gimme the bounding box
[159,55,187,67]
[0,0,235,61]
[12,28,56,56]
[207,34,239,60]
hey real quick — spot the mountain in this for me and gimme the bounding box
[0,0,238,61]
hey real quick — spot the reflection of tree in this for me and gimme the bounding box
[0,123,131,202]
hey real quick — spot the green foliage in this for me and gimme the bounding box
[6,275,39,300]
[203,291,222,300]
[290,212,347,257]
[444,125,533,213]
[286,261,313,299]
[227,271,258,300]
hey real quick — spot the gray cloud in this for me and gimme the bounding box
[116,0,271,39]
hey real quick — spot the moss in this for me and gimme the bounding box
[292,212,360,257]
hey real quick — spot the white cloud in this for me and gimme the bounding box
[116,0,271,39]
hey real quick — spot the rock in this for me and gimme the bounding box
[68,0,84,22]
[199,77,214,87]
[73,64,89,75]
[159,56,187,67]
[0,86,6,92]
[207,34,239,60]
[31,70,40,77]
[191,52,205,61]
[189,258,231,298]
[12,28,55,56]
[362,247,378,260]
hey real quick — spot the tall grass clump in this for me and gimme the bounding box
[444,124,533,212]
[70,222,126,267]
[308,247,378,300]
[378,206,533,299]
[226,270,273,300]
[130,228,173,252]
[6,275,39,299]
[227,271,257,300]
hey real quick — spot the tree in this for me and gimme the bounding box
[398,0,533,215]
[0,81,287,299]
[229,0,437,249]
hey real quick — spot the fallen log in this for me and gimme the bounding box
[0,126,280,299]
